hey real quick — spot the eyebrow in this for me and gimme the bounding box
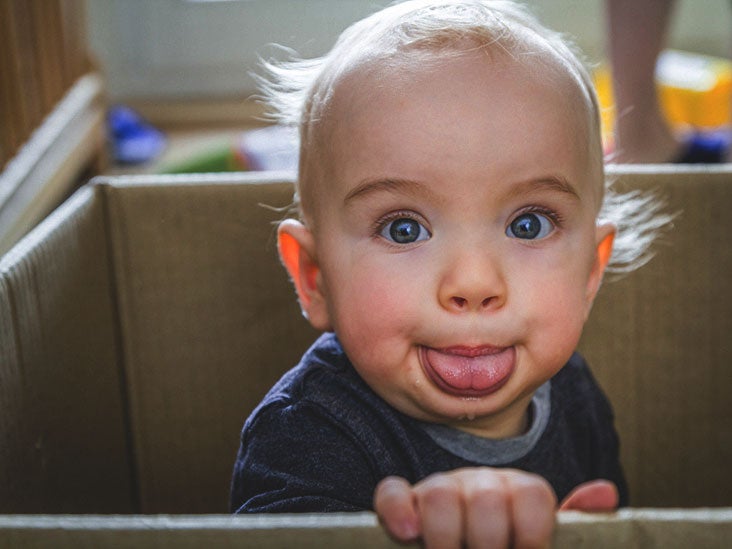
[343,174,581,206]
[343,177,439,205]
[505,176,581,202]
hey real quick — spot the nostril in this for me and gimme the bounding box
[446,295,498,311]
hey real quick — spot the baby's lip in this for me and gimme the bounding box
[436,345,506,357]
[419,344,516,397]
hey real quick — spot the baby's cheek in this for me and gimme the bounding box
[350,275,414,325]
[542,305,586,360]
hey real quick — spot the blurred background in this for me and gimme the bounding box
[89,0,731,103]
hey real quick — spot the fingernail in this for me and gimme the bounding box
[399,519,419,541]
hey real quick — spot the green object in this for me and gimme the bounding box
[158,143,248,174]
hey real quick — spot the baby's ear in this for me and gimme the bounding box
[277,219,331,331]
[584,223,616,319]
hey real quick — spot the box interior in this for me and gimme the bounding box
[1,167,731,543]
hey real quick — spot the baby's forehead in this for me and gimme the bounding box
[318,44,593,150]
[322,62,588,163]
[299,41,603,219]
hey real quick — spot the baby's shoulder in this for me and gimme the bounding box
[551,352,613,416]
[554,352,599,388]
[282,333,368,403]
[246,333,384,428]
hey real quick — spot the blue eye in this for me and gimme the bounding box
[507,212,554,240]
[381,217,431,244]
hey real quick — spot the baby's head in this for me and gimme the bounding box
[267,1,662,437]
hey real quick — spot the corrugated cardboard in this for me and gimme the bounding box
[0,167,731,546]
[580,166,732,509]
[0,510,731,548]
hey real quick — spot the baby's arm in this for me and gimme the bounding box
[231,399,378,513]
[374,467,618,548]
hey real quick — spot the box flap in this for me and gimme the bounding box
[0,185,134,513]
[102,173,319,513]
[581,166,732,507]
[0,510,731,547]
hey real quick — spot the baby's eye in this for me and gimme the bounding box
[506,212,554,240]
[380,217,431,244]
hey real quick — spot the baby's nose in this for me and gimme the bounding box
[438,252,506,313]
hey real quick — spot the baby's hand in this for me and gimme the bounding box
[374,468,618,548]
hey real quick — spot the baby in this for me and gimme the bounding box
[231,1,665,545]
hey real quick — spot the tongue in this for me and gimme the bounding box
[423,346,515,395]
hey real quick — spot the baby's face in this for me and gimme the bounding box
[306,51,611,437]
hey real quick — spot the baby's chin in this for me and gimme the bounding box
[448,406,532,439]
[386,385,535,440]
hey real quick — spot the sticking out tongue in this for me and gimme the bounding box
[421,346,515,397]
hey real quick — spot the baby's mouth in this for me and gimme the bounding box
[419,345,516,398]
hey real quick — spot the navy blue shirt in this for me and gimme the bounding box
[231,333,628,513]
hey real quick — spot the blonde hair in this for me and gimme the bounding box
[256,0,670,273]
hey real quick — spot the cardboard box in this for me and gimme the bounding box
[1,168,731,546]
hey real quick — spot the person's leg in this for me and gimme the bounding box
[606,0,678,163]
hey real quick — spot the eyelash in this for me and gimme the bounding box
[512,205,564,228]
[372,210,429,236]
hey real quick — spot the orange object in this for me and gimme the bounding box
[594,49,732,150]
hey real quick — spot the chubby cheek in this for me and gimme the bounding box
[522,273,591,377]
[323,256,425,383]
[333,276,411,347]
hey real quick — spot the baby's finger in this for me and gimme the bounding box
[464,472,511,549]
[504,471,557,549]
[414,474,463,549]
[373,476,420,542]
[558,479,618,512]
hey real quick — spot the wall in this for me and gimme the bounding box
[86,0,731,102]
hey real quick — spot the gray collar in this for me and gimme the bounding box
[417,381,551,465]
